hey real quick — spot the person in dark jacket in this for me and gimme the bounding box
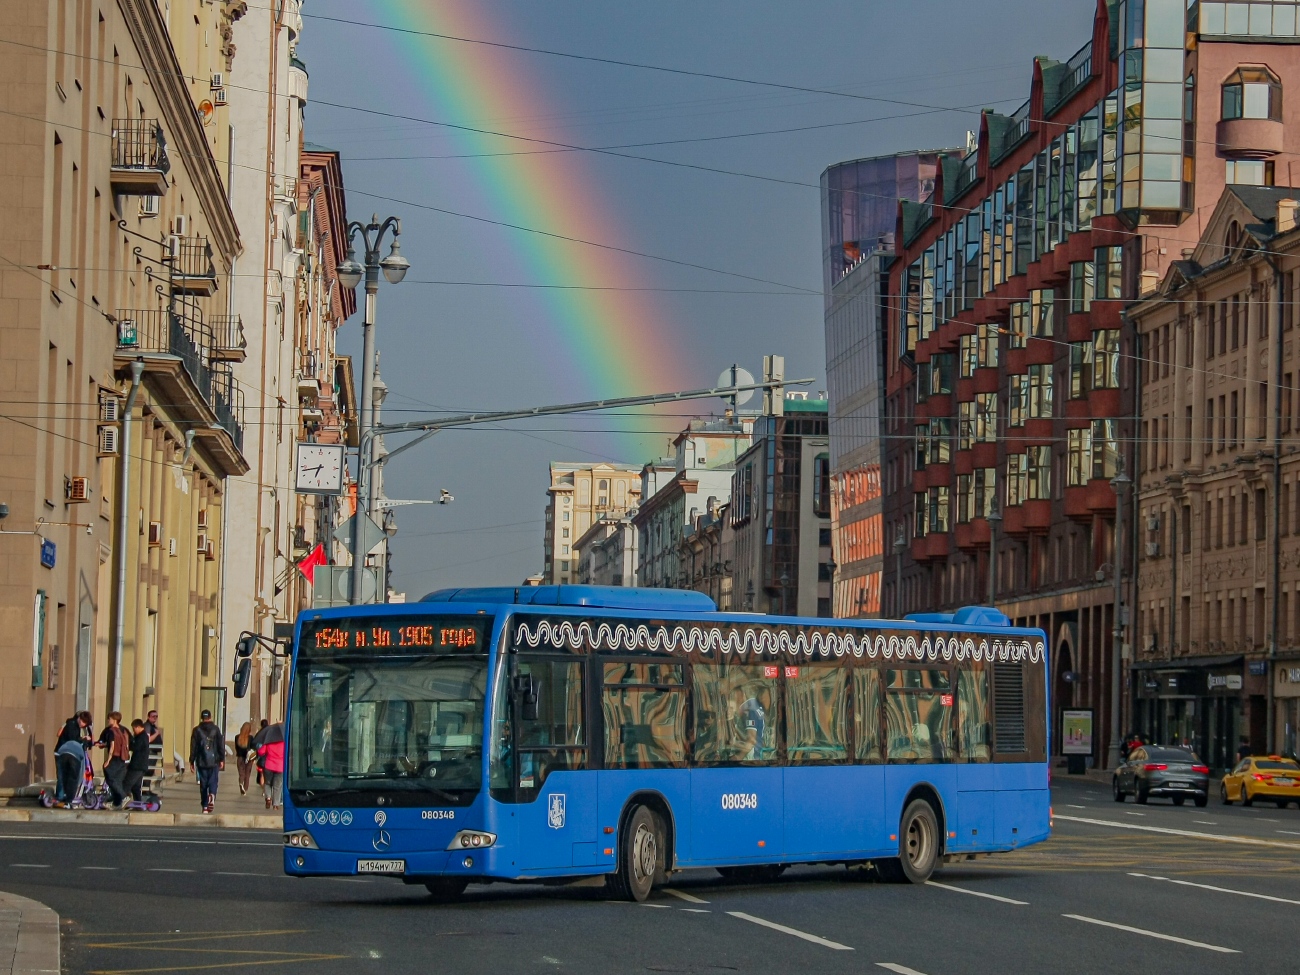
[188,710,225,813]
[54,711,93,805]
[97,712,130,808]
[124,720,151,802]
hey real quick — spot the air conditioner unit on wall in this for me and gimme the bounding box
[65,476,90,502]
[1146,542,1161,557]
[197,508,208,530]
[168,538,177,557]
[97,426,119,456]
[1146,514,1161,531]
[210,72,225,90]
[100,397,119,423]
[197,532,208,553]
[213,88,227,106]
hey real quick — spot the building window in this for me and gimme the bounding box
[1029,289,1054,337]
[563,511,570,521]
[562,528,569,539]
[1028,364,1054,419]
[1009,374,1028,427]
[1008,302,1029,349]
[1026,445,1050,499]
[958,401,975,451]
[1067,427,1090,486]
[1070,260,1094,313]
[1096,246,1123,302]
[1007,454,1026,507]
[561,560,569,570]
[562,545,569,555]
[914,491,929,538]
[1225,159,1274,186]
[1069,342,1091,398]
[1093,330,1120,388]
[958,469,996,522]
[813,453,830,517]
[1091,419,1118,480]
[976,393,997,442]
[1221,67,1282,121]
[928,486,951,534]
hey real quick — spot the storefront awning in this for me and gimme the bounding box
[1130,654,1243,672]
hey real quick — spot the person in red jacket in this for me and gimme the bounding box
[255,722,285,810]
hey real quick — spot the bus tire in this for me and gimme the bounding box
[606,805,661,902]
[888,799,940,885]
[424,878,468,902]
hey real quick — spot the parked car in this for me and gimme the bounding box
[1220,756,1300,808]
[1112,746,1209,806]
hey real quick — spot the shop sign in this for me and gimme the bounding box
[1062,709,1094,756]
[1207,674,1243,691]
[1280,667,1300,684]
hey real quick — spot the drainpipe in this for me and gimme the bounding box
[111,360,145,713]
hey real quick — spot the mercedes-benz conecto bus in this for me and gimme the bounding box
[280,586,1050,901]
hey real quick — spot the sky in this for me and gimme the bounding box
[296,0,1096,596]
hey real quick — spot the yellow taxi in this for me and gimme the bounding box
[1220,755,1300,808]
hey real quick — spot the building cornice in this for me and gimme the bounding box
[118,0,241,264]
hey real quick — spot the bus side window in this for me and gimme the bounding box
[884,669,954,764]
[692,661,778,765]
[957,666,992,762]
[853,668,883,763]
[785,665,849,763]
[601,662,687,768]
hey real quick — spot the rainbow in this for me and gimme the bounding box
[361,0,688,460]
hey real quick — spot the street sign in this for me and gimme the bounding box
[39,539,56,569]
[333,514,386,557]
[311,566,379,607]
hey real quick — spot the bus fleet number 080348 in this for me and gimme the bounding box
[721,793,759,810]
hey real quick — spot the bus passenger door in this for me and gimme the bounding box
[512,658,598,871]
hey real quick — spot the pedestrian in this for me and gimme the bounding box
[144,709,163,747]
[53,711,92,806]
[188,709,225,813]
[124,719,151,803]
[254,718,269,787]
[97,712,131,808]
[1236,735,1252,764]
[234,721,256,796]
[256,722,285,810]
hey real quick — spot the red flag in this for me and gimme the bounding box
[297,543,327,585]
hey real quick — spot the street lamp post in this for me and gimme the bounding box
[337,215,409,606]
[1108,464,1132,770]
[987,500,1002,608]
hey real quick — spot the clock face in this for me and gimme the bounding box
[296,443,345,495]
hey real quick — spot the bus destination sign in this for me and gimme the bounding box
[304,617,486,654]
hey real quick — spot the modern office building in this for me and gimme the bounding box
[823,151,957,618]
[883,0,1300,765]
[729,397,832,617]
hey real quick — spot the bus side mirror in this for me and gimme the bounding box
[512,674,538,721]
[235,636,255,660]
[232,657,252,699]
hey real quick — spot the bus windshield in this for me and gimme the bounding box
[289,616,493,807]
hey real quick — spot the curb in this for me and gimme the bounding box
[0,890,60,975]
[0,808,280,830]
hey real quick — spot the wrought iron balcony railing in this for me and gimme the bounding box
[170,236,217,296]
[210,315,246,362]
[110,118,170,195]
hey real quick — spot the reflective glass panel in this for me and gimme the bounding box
[854,667,883,762]
[692,662,778,764]
[785,665,849,763]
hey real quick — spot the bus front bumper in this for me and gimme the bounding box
[284,846,507,878]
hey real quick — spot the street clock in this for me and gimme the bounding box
[295,442,346,495]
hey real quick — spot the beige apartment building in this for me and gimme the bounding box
[0,0,251,786]
[1131,186,1300,767]
[543,463,641,584]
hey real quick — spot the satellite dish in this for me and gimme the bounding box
[717,365,756,408]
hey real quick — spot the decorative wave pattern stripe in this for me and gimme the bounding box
[514,621,1044,664]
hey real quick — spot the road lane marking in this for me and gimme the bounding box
[1053,814,1300,850]
[1123,811,1145,817]
[10,863,49,868]
[1065,804,1086,809]
[727,912,853,950]
[1192,821,1217,825]
[79,866,117,870]
[213,871,268,877]
[876,965,929,975]
[1278,830,1300,836]
[639,903,671,908]
[1063,914,1238,953]
[925,881,1027,905]
[1129,872,1300,906]
[664,888,709,904]
[148,868,194,873]
[0,832,278,847]
[681,908,711,914]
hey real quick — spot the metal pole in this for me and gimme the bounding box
[987,506,1000,608]
[1269,261,1284,752]
[349,261,379,606]
[1108,467,1130,770]
[111,360,144,712]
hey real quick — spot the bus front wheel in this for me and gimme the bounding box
[877,799,940,884]
[606,805,662,902]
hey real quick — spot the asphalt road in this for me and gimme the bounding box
[2,776,1299,975]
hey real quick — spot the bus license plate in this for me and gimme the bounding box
[357,859,405,874]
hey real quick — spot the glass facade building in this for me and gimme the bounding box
[880,0,1300,765]
[822,152,956,618]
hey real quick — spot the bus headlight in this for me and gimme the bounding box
[284,830,318,850]
[447,829,495,851]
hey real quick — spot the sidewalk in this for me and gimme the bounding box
[0,891,59,975]
[0,769,281,830]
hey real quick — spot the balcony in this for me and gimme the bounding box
[210,315,246,362]
[211,366,246,455]
[171,236,218,296]
[1217,117,1284,159]
[115,306,213,396]
[111,118,169,196]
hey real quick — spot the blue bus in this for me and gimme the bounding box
[280,586,1050,901]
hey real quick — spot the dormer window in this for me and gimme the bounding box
[1221,67,1282,121]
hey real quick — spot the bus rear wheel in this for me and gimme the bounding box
[424,878,468,902]
[878,799,940,884]
[606,805,662,903]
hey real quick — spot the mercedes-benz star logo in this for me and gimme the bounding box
[372,829,392,852]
